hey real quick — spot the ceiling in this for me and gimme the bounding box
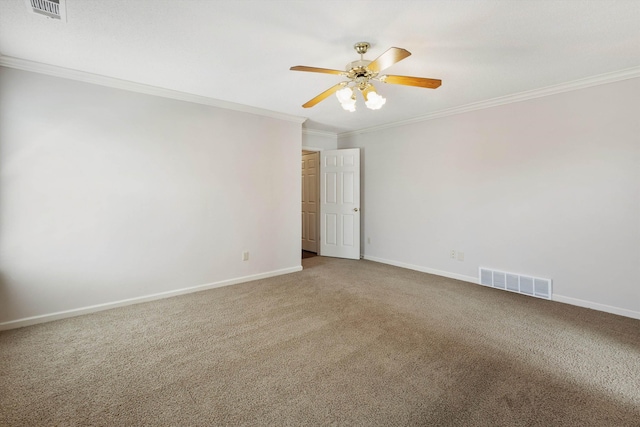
[1,1,639,134]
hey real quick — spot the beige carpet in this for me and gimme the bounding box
[1,256,639,426]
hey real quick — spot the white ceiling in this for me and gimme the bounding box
[1,0,639,134]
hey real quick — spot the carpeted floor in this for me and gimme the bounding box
[1,256,639,426]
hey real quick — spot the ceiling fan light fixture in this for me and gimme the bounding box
[341,101,356,112]
[336,86,357,111]
[336,86,354,103]
[341,97,357,112]
[365,90,386,110]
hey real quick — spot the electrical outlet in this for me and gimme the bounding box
[242,251,249,261]
[457,251,465,261]
[450,250,456,259]
[367,237,371,244]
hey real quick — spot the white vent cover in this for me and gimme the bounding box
[479,267,552,300]
[25,0,66,21]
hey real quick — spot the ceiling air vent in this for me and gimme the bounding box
[25,0,66,21]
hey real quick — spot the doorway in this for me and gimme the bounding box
[301,150,320,259]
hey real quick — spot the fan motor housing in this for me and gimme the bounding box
[346,60,376,79]
[346,60,371,70]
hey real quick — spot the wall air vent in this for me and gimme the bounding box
[479,267,552,300]
[25,0,66,21]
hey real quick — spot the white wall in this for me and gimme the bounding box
[302,129,337,151]
[0,67,302,326]
[339,77,640,318]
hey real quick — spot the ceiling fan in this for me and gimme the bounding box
[290,42,441,111]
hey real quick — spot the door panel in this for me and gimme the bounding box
[320,149,360,260]
[325,172,337,203]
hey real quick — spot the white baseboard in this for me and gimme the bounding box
[363,256,478,284]
[552,294,640,320]
[0,266,303,331]
[363,255,640,321]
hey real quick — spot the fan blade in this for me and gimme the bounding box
[380,74,442,89]
[302,83,345,108]
[290,66,346,75]
[366,47,411,73]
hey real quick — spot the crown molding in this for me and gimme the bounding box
[4,55,637,136]
[339,66,640,138]
[302,128,338,138]
[0,55,307,125]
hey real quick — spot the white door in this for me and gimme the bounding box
[320,149,360,260]
[301,151,319,253]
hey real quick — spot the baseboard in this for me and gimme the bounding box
[363,255,640,321]
[0,266,303,331]
[363,256,478,284]
[552,294,640,320]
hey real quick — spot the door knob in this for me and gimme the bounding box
[353,208,359,212]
